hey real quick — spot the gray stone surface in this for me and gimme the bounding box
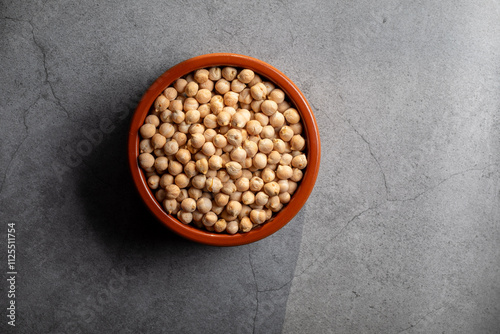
[0,0,499,333]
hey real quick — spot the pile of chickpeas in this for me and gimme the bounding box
[137,66,308,234]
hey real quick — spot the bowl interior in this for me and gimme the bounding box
[128,53,320,246]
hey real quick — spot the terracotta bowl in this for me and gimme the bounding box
[128,53,320,246]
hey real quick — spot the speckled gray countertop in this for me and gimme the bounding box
[1,1,499,333]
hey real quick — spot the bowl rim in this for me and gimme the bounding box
[128,53,321,246]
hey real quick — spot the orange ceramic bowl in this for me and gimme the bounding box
[128,53,320,246]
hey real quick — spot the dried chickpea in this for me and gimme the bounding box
[177,211,192,224]
[140,139,154,154]
[261,168,276,183]
[243,140,258,158]
[222,67,237,81]
[159,123,175,138]
[263,81,275,94]
[194,69,209,83]
[231,79,246,93]
[184,161,198,178]
[192,174,207,189]
[250,209,267,224]
[165,184,181,199]
[276,165,293,179]
[255,191,270,206]
[225,162,242,177]
[237,69,254,83]
[267,196,281,211]
[267,151,281,165]
[184,98,199,111]
[167,160,183,176]
[202,212,218,227]
[196,197,212,214]
[249,176,264,192]
[140,124,156,139]
[226,221,239,235]
[209,67,221,81]
[268,88,285,104]
[174,78,188,93]
[280,153,293,165]
[154,148,165,157]
[195,158,208,175]
[145,115,160,127]
[231,112,247,128]
[215,79,230,94]
[192,211,204,223]
[181,198,197,212]
[230,146,247,163]
[208,155,223,170]
[264,181,280,196]
[138,153,155,169]
[277,179,289,193]
[291,168,303,182]
[217,111,232,126]
[279,192,291,204]
[250,82,267,100]
[242,191,255,205]
[163,199,179,214]
[214,193,230,207]
[210,95,224,114]
[213,134,228,148]
[226,201,242,216]
[214,219,227,233]
[160,174,174,188]
[154,156,169,173]
[288,181,298,194]
[224,91,239,107]
[171,110,185,124]
[185,109,201,124]
[154,95,170,112]
[239,88,253,104]
[261,100,278,116]
[270,112,285,128]
[206,177,223,193]
[246,120,263,135]
[175,149,191,165]
[239,217,253,232]
[279,126,294,141]
[226,129,243,146]
[147,175,160,189]
[175,174,190,188]
[185,81,199,97]
[169,99,183,112]
[235,177,250,192]
[292,154,308,169]
[290,135,306,151]
[253,153,267,169]
[258,138,274,154]
[160,110,172,123]
[278,100,291,112]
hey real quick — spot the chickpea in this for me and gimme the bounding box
[177,189,189,202]
[269,112,285,128]
[140,139,154,154]
[214,219,227,233]
[224,91,239,107]
[192,174,207,189]
[192,211,204,223]
[263,81,275,94]
[288,181,298,194]
[154,156,169,173]
[206,169,217,178]
[278,192,291,204]
[226,129,243,146]
[194,69,209,83]
[250,209,267,224]
[206,176,223,193]
[217,111,232,126]
[160,174,174,188]
[239,88,253,104]
[278,100,291,113]
[208,155,223,170]
[245,120,262,136]
[169,99,183,112]
[171,110,185,124]
[157,124,174,139]
[277,179,289,194]
[215,79,230,94]
[266,151,280,165]
[154,188,165,201]
[264,181,280,196]
[261,168,276,183]
[195,158,209,175]
[184,161,198,178]
[249,176,264,192]
[226,220,239,234]
[184,97,199,111]
[258,138,274,154]
[163,199,179,214]
[175,173,190,188]
[280,153,293,166]
[254,191,269,206]
[268,88,285,104]
[279,126,294,141]
[165,184,181,199]
[213,134,228,148]
[244,157,253,169]
[138,153,155,169]
[185,81,199,97]
[224,161,241,177]
[214,193,229,207]
[267,196,281,211]
[195,197,211,214]
[290,135,306,151]
[147,175,160,189]
[253,153,267,169]
[210,95,224,114]
[209,67,221,81]
[222,67,237,81]
[276,165,293,179]
[177,121,191,134]
[261,100,278,116]
[184,109,200,125]
[231,112,247,128]
[180,198,196,213]
[202,114,216,129]
[250,82,267,101]
[239,217,253,232]
[145,115,160,128]
[230,79,246,93]
[188,187,202,200]
[292,154,308,169]
[200,142,215,156]
[226,201,242,217]
[154,148,165,157]
[243,140,258,158]
[173,78,188,93]
[167,160,183,176]
[289,122,302,135]
[154,94,169,112]
[202,212,218,227]
[139,123,156,139]
[160,109,172,123]
[291,168,303,182]
[230,146,247,163]
[242,191,255,205]
[235,177,250,192]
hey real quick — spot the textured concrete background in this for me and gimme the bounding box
[1,0,499,333]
